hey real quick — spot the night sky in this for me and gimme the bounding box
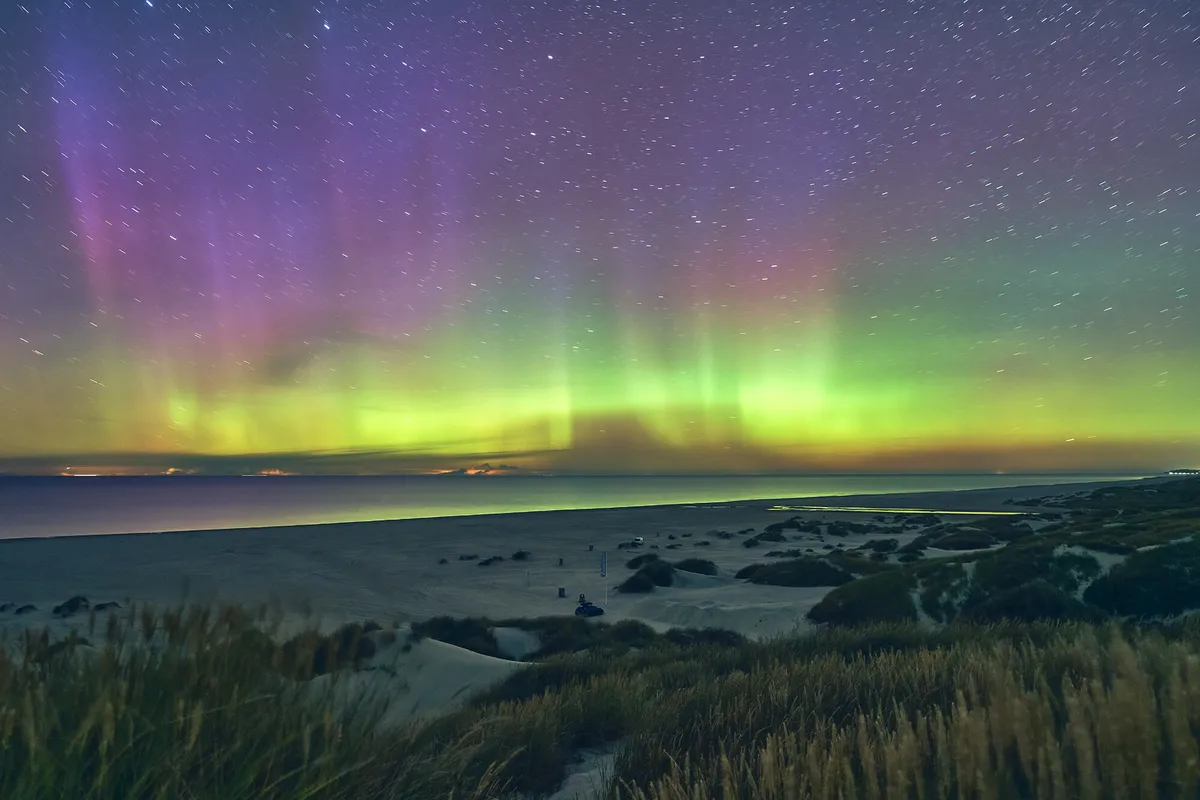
[0,1,1196,474]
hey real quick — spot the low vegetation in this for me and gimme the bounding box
[8,607,1200,799]
[618,559,676,593]
[673,558,718,576]
[736,557,854,587]
[810,476,1200,627]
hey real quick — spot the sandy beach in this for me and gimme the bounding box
[0,475,1162,641]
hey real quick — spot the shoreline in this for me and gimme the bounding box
[0,473,1160,544]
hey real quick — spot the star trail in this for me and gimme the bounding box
[0,1,1196,474]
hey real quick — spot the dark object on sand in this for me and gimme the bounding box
[575,601,604,617]
[626,553,660,570]
[15,604,36,615]
[512,550,531,561]
[53,595,89,618]
[438,558,449,564]
[675,558,718,576]
[0,603,12,612]
[559,557,564,566]
[588,544,594,551]
[93,601,121,611]
[558,587,566,598]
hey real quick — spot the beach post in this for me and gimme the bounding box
[600,550,608,606]
[558,587,566,598]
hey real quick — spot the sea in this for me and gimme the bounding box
[0,474,1146,540]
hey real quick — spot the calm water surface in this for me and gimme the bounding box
[0,474,1143,539]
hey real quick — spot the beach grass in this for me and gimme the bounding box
[5,605,1200,798]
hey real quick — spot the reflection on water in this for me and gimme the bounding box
[0,474,1141,539]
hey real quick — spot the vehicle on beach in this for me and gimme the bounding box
[575,601,604,617]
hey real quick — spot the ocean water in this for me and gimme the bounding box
[0,474,1143,540]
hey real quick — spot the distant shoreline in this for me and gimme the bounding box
[0,473,1161,544]
[0,473,1183,648]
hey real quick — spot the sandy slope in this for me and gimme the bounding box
[303,632,524,729]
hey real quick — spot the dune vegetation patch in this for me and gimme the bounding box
[673,558,718,576]
[9,605,1200,799]
[736,557,854,587]
[618,559,677,593]
[808,477,1200,627]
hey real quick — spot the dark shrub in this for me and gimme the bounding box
[987,522,1036,543]
[52,596,89,617]
[626,553,660,570]
[1084,539,1200,618]
[967,546,1099,604]
[961,581,1102,623]
[674,558,718,576]
[898,534,936,554]
[736,558,853,587]
[827,551,894,576]
[931,530,995,550]
[663,627,746,648]
[1076,539,1137,555]
[511,550,531,561]
[478,556,504,566]
[410,616,500,657]
[898,552,923,563]
[861,538,899,553]
[618,559,677,593]
[617,571,655,593]
[641,560,676,586]
[608,619,659,647]
[518,617,603,657]
[807,571,918,626]
[757,529,787,543]
[458,554,479,561]
[281,622,379,678]
[742,538,762,548]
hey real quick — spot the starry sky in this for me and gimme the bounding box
[0,0,1196,475]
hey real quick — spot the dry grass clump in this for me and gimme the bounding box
[5,601,1200,800]
[618,624,1200,800]
[0,602,388,800]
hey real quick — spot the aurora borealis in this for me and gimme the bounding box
[0,1,1196,475]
